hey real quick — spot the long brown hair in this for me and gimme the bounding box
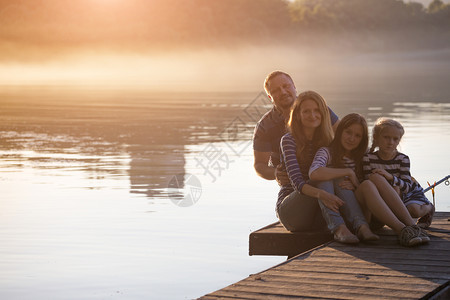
[329,113,368,176]
[287,91,333,163]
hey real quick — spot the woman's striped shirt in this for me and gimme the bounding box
[278,133,316,209]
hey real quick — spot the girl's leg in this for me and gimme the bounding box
[315,181,345,233]
[356,180,429,246]
[355,180,406,234]
[407,203,421,218]
[368,173,415,227]
[316,181,358,243]
[405,190,434,228]
[416,203,435,229]
[333,179,367,232]
[407,203,433,218]
[332,179,379,241]
[354,189,372,224]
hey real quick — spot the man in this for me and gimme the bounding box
[253,71,339,182]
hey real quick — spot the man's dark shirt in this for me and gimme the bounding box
[253,106,339,168]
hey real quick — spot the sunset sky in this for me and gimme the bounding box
[0,1,269,88]
[0,0,448,89]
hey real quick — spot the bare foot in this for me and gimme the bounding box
[334,224,359,244]
[357,224,379,242]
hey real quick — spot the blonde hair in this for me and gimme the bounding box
[287,91,333,162]
[369,117,404,153]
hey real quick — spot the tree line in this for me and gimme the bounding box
[289,0,450,31]
[0,0,449,54]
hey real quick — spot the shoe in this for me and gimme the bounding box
[334,233,359,244]
[357,225,380,242]
[412,225,430,244]
[417,205,435,229]
[399,226,422,247]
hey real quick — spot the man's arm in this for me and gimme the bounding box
[328,106,340,132]
[332,119,340,132]
[253,150,276,180]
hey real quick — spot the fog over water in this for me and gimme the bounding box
[1,45,450,101]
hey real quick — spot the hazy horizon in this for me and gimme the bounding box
[1,46,449,98]
[1,0,449,93]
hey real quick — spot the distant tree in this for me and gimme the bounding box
[288,0,450,31]
[405,1,425,16]
[428,0,444,13]
[426,0,450,30]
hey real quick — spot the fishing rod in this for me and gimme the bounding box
[423,175,450,193]
[422,174,449,206]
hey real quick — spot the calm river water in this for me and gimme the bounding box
[1,85,449,299]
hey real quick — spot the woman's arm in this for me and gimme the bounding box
[301,183,344,213]
[310,167,359,187]
[280,134,307,193]
[309,147,358,187]
[281,135,345,213]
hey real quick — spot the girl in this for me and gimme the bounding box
[310,113,428,247]
[363,117,434,229]
[277,91,368,244]
[309,113,378,243]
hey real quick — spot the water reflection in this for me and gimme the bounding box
[0,87,449,204]
[0,87,257,201]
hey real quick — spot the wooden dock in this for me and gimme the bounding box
[201,211,450,299]
[249,222,332,257]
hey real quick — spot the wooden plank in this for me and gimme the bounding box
[249,222,332,256]
[313,247,450,261]
[300,255,450,267]
[201,211,450,299]
[430,283,450,300]
[209,282,416,299]
[225,280,430,299]
[259,271,447,288]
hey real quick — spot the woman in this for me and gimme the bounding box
[277,91,346,236]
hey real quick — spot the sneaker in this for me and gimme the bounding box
[417,205,435,229]
[399,226,422,247]
[412,225,430,244]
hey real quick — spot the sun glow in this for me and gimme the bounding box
[0,46,301,91]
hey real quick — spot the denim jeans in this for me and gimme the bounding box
[277,190,326,232]
[316,179,367,234]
